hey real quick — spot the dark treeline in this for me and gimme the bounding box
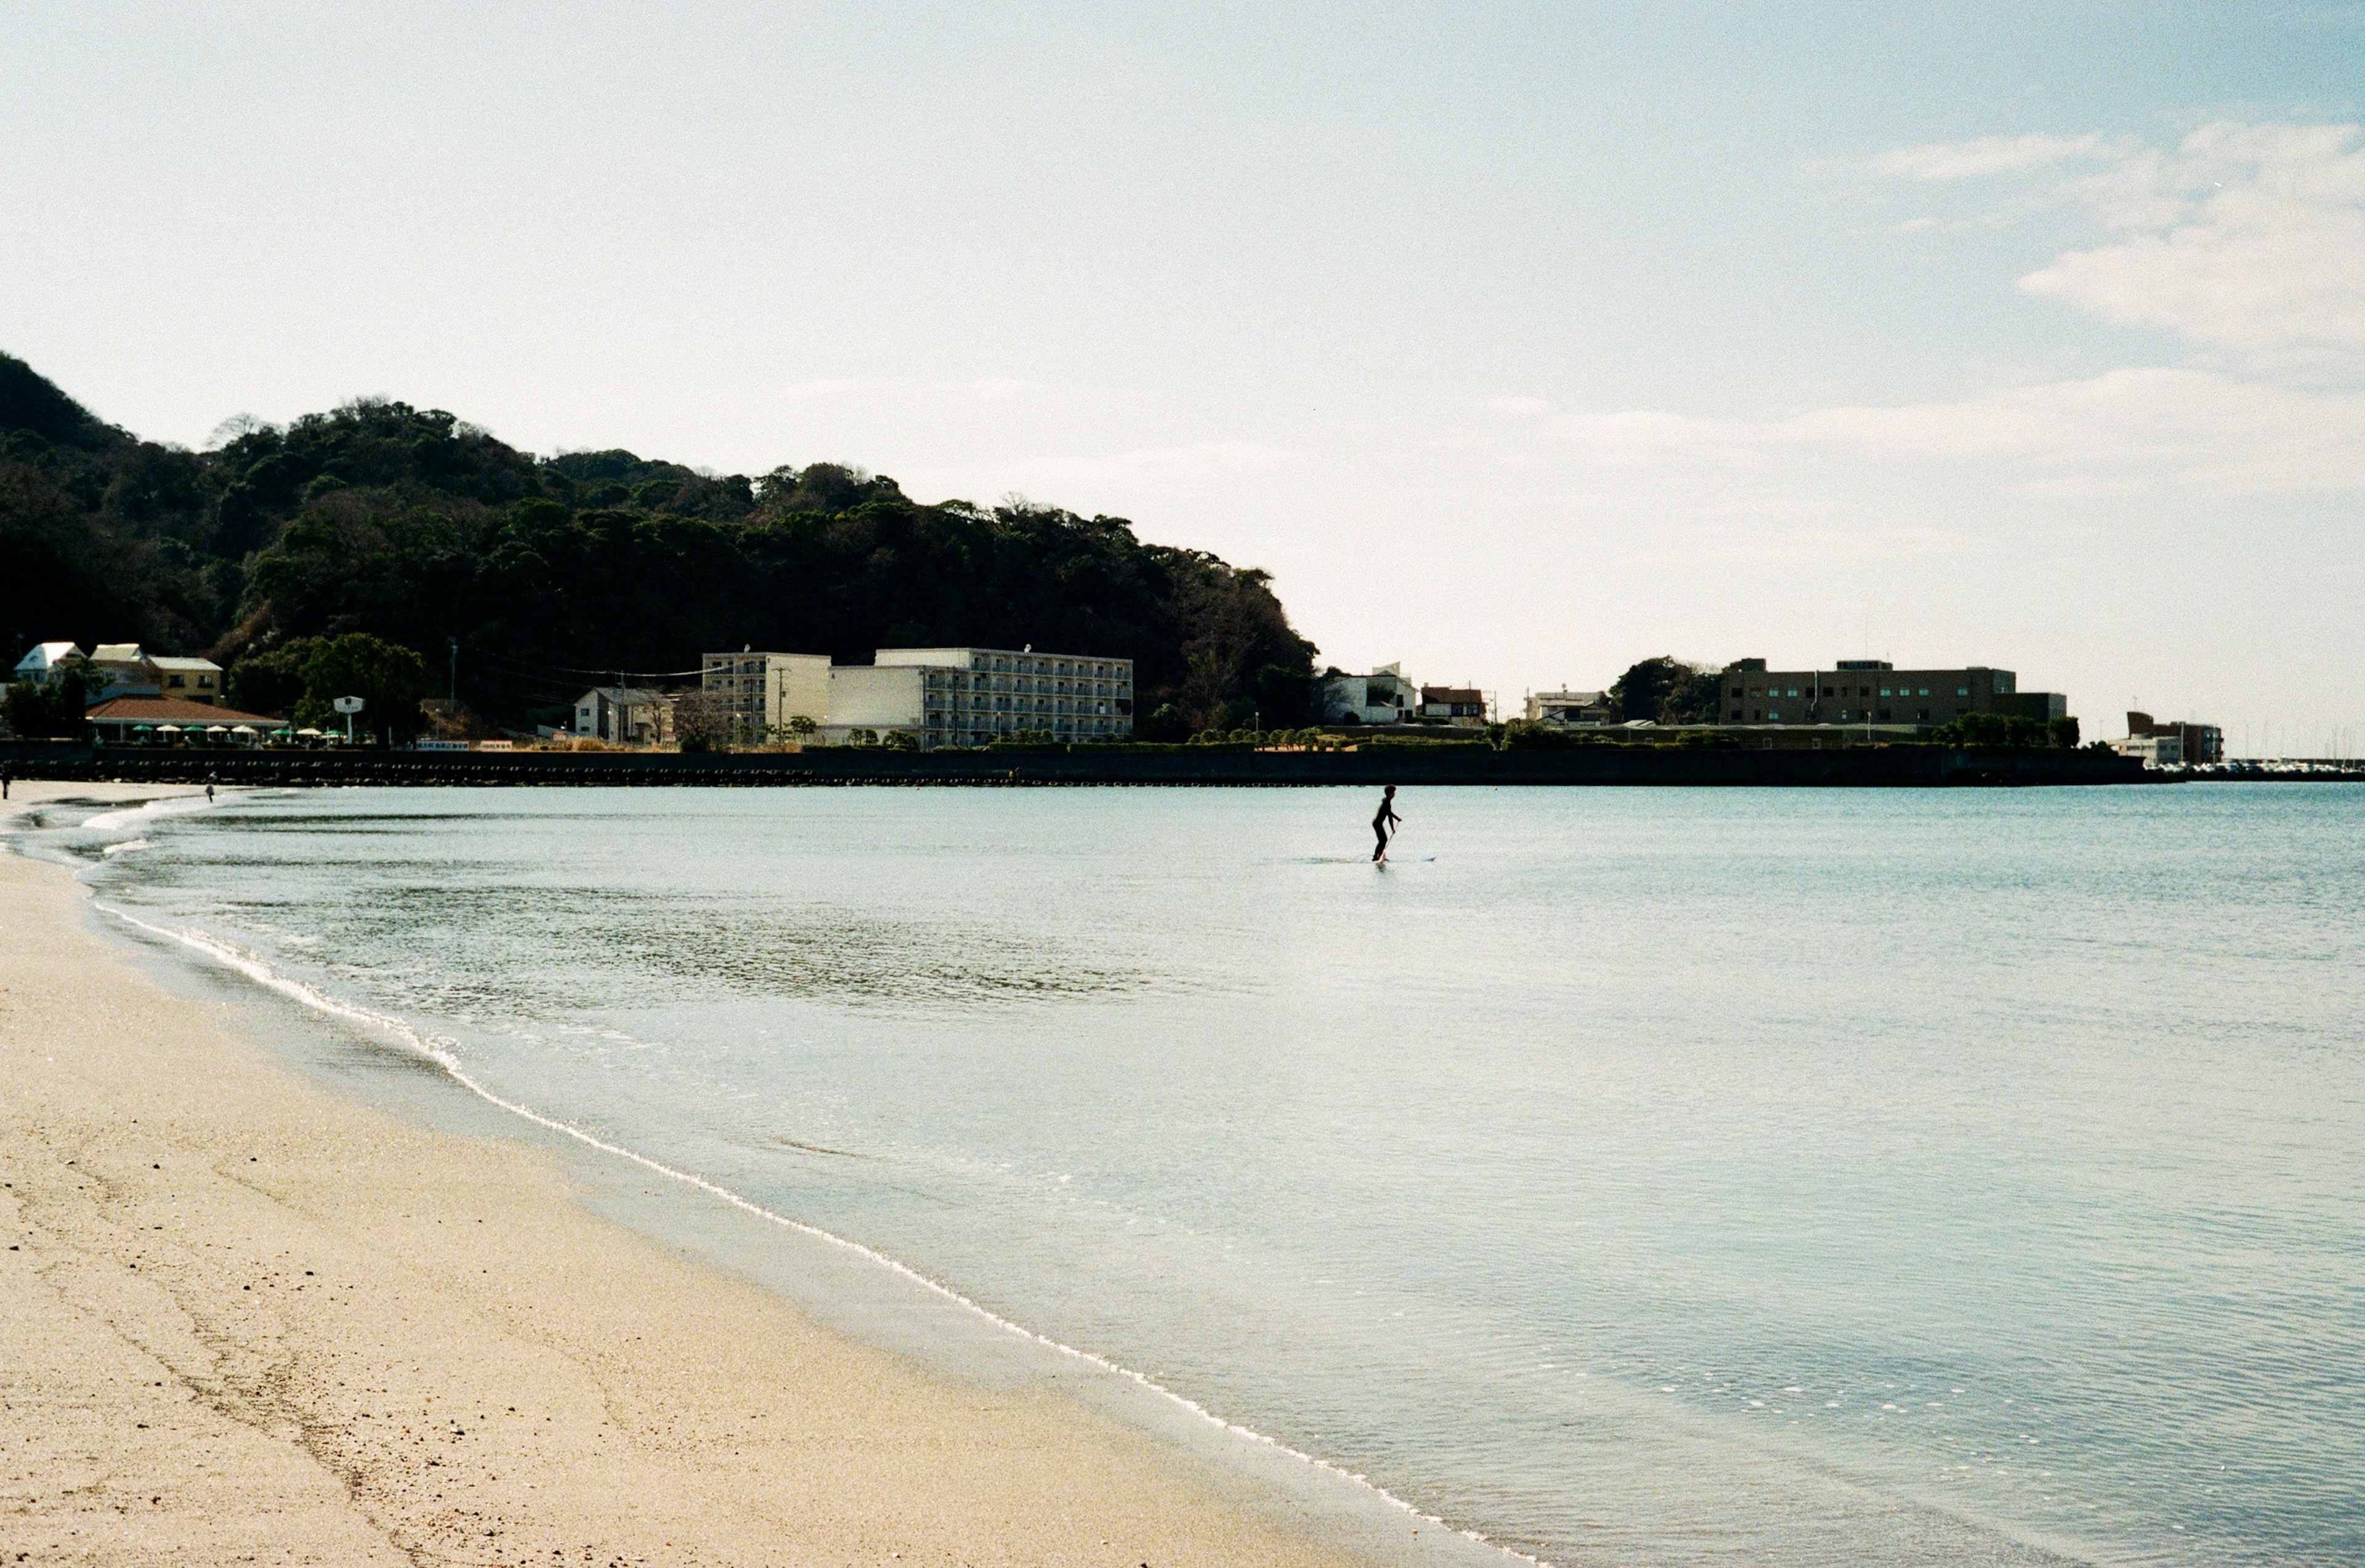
[0,354,1316,735]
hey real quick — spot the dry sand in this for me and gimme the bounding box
[0,783,1368,1567]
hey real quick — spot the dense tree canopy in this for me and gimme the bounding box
[1,354,1315,732]
[1609,657,1723,724]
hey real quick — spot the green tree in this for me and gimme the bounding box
[1611,656,1721,723]
[228,640,318,716]
[293,633,429,745]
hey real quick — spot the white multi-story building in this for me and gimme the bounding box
[823,646,1133,748]
[700,650,833,740]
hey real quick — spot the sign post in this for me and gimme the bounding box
[333,695,365,746]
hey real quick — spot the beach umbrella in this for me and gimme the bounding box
[156,723,183,734]
[132,723,153,733]
[206,724,230,735]
[297,727,323,737]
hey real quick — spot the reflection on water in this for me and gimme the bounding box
[42,784,2365,1567]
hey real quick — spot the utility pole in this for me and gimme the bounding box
[448,639,458,705]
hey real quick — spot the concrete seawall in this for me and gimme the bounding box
[1,741,2151,787]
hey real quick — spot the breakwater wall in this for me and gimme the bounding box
[2,741,2149,788]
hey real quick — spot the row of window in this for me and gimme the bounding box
[1732,708,1936,723]
[972,657,1129,679]
[928,673,1129,696]
[928,695,1117,714]
[926,713,1127,730]
[1736,685,1971,700]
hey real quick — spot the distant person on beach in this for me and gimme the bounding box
[2,766,9,801]
[206,772,216,803]
[1372,785,1401,863]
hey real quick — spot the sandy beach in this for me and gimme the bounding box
[0,783,1365,1567]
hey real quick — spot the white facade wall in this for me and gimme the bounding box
[822,666,926,740]
[1320,664,1415,725]
[701,651,833,738]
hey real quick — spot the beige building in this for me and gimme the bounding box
[150,656,225,705]
[700,650,832,740]
[1719,659,2064,729]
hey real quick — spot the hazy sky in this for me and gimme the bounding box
[7,2,2363,751]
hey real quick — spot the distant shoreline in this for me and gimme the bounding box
[1,738,2159,788]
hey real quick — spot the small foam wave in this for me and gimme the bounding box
[81,793,221,834]
[101,838,152,857]
[91,897,1553,1568]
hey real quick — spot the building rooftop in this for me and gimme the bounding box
[90,644,146,663]
[86,697,281,725]
[148,656,222,673]
[13,642,82,671]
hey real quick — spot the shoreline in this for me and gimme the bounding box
[0,738,2156,787]
[0,783,1423,1567]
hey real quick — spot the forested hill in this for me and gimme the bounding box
[0,354,1317,734]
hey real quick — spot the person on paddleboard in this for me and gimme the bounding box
[1372,785,1401,863]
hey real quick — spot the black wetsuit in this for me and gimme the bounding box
[1372,795,1401,860]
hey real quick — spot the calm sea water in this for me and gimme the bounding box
[31,784,2365,1567]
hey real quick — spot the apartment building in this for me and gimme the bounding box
[1719,659,2065,729]
[824,647,1134,748]
[699,650,832,738]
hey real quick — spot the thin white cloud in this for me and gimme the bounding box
[1880,120,2365,371]
[1010,440,1306,485]
[1875,132,2119,180]
[1517,368,2365,496]
[2020,122,2365,367]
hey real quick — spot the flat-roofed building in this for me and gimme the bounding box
[2121,711,2221,766]
[822,646,1134,748]
[700,650,832,740]
[1718,658,2066,730]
